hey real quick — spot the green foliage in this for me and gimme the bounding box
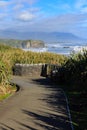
[55,51,87,130]
[0,58,12,83]
[0,93,12,101]
[0,59,11,94]
[0,39,45,48]
[0,44,87,129]
[62,51,87,84]
[0,44,66,94]
[49,50,87,85]
[0,39,22,47]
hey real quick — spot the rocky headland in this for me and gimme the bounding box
[21,40,45,49]
[0,39,45,49]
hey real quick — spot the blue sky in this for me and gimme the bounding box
[0,0,87,39]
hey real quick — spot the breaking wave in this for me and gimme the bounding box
[22,42,87,55]
[22,47,48,53]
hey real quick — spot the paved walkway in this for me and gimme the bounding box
[0,76,72,130]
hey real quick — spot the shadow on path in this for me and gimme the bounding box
[0,76,72,130]
[0,123,15,130]
[32,77,69,113]
[24,77,72,130]
[21,109,70,130]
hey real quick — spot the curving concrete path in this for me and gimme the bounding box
[0,76,73,130]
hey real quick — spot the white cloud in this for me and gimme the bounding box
[16,11,36,21]
[0,0,87,39]
[0,12,87,32]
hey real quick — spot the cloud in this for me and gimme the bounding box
[25,0,38,5]
[0,0,87,39]
[0,12,8,20]
[41,13,87,27]
[75,0,87,8]
[11,0,38,6]
[11,13,86,33]
[0,12,87,32]
[75,0,87,12]
[0,0,38,12]
[81,7,87,12]
[16,11,36,21]
[13,3,24,10]
[0,1,8,7]
[0,13,6,20]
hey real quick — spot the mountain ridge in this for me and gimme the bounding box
[0,31,86,43]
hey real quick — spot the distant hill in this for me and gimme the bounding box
[0,31,86,43]
[23,32,84,42]
[0,39,45,48]
[0,31,84,42]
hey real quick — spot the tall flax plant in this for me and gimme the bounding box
[60,50,87,84]
[0,60,11,94]
[0,44,13,94]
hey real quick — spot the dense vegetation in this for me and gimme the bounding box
[0,44,66,96]
[0,39,44,48]
[49,51,87,130]
[0,39,23,47]
[0,44,86,130]
[62,52,87,130]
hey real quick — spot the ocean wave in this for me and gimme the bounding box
[73,46,87,53]
[22,47,48,52]
[47,43,63,48]
[22,43,87,55]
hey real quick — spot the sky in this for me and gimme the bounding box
[0,0,87,39]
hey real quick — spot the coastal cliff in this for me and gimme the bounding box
[21,40,45,49]
[0,39,45,49]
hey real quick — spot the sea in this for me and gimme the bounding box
[23,42,87,55]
